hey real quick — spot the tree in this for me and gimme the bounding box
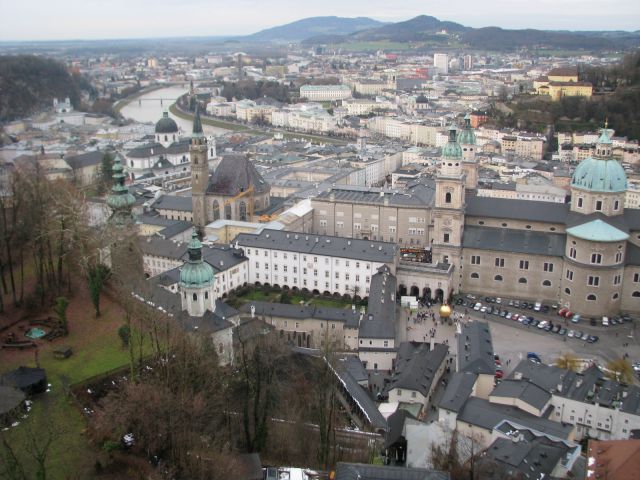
[556,352,579,372]
[88,263,110,317]
[118,324,131,347]
[53,296,69,334]
[314,332,340,469]
[606,358,634,384]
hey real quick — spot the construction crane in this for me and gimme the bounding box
[223,185,254,221]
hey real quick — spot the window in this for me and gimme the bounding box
[443,233,450,243]
[615,252,623,263]
[283,266,288,273]
[591,253,602,264]
[519,260,529,270]
[566,269,574,281]
[587,294,597,301]
[445,192,452,203]
[389,226,396,234]
[577,197,583,208]
[613,293,619,300]
[495,258,505,268]
[633,291,640,297]
[544,262,554,272]
[588,276,600,287]
[501,223,507,227]
[518,277,527,284]
[411,391,417,399]
[383,340,388,347]
[494,275,503,282]
[596,200,603,211]
[471,272,480,279]
[471,255,481,265]
[614,200,620,210]
[192,293,197,301]
[569,247,577,259]
[614,274,622,286]
[542,280,552,287]
[635,273,640,283]
[565,287,571,295]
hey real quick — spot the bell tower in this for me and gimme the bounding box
[180,229,216,317]
[432,125,466,288]
[459,114,478,191]
[190,105,208,233]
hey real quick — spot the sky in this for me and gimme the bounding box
[0,0,638,41]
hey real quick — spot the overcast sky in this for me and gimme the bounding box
[1,0,638,41]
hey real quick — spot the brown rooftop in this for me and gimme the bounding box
[586,439,640,480]
[548,66,579,77]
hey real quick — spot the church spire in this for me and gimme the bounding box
[192,104,203,138]
[106,156,135,227]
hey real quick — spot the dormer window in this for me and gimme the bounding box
[577,197,583,208]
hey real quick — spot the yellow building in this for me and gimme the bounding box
[534,67,592,101]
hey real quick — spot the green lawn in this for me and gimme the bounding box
[232,288,357,310]
[0,294,151,479]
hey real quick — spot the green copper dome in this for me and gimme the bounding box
[155,111,178,134]
[180,230,214,288]
[458,114,476,145]
[571,128,626,193]
[442,125,462,159]
[107,156,135,225]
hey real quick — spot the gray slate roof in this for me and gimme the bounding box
[334,463,449,480]
[457,397,573,440]
[465,196,570,224]
[388,342,448,396]
[235,229,397,263]
[65,150,103,169]
[438,372,477,413]
[359,265,397,340]
[207,155,269,195]
[457,321,495,376]
[240,301,360,329]
[316,181,436,209]
[462,226,566,257]
[489,379,551,411]
[153,195,193,212]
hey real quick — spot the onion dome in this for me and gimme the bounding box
[571,128,626,193]
[442,124,462,159]
[439,304,452,318]
[155,111,178,134]
[179,230,214,288]
[106,156,135,225]
[457,113,476,145]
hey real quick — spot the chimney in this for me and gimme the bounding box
[514,372,523,380]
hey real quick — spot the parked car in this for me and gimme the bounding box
[508,300,514,307]
[552,325,561,333]
[527,352,542,363]
[481,307,488,313]
[534,302,542,312]
[474,302,482,311]
[571,314,581,324]
[558,307,569,317]
[541,305,550,313]
[567,330,575,338]
[544,323,553,332]
[496,298,502,304]
[558,328,567,336]
[537,320,548,329]
[574,331,584,340]
[590,318,597,326]
[495,370,504,379]
[602,316,610,327]
[514,301,520,308]
[500,310,508,318]
[506,312,512,320]
[587,335,599,344]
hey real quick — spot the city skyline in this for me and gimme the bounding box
[0,0,639,41]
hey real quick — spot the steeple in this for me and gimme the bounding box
[106,156,135,227]
[180,229,216,317]
[192,104,203,138]
[442,124,462,160]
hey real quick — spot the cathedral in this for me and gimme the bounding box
[189,107,270,230]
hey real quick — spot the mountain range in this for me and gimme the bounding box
[245,15,640,51]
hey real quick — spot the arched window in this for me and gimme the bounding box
[518,277,527,284]
[445,192,452,203]
[565,287,571,295]
[212,200,220,220]
[239,201,247,221]
[613,293,619,300]
[192,293,197,301]
[205,291,209,299]
[542,280,551,287]
[633,291,640,298]
[587,294,597,301]
[471,272,479,279]
[164,135,168,141]
[494,275,503,281]
[225,204,232,220]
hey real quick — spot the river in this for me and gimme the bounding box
[119,85,228,136]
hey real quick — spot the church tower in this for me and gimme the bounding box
[458,114,478,191]
[180,229,216,317]
[190,105,208,233]
[106,156,136,228]
[432,125,466,289]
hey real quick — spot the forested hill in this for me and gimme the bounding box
[0,55,89,121]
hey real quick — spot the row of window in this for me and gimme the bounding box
[565,269,623,287]
[471,256,554,272]
[476,220,558,232]
[564,289,618,302]
[250,250,371,269]
[576,196,620,212]
[470,273,552,286]
[568,249,623,264]
[253,273,371,294]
